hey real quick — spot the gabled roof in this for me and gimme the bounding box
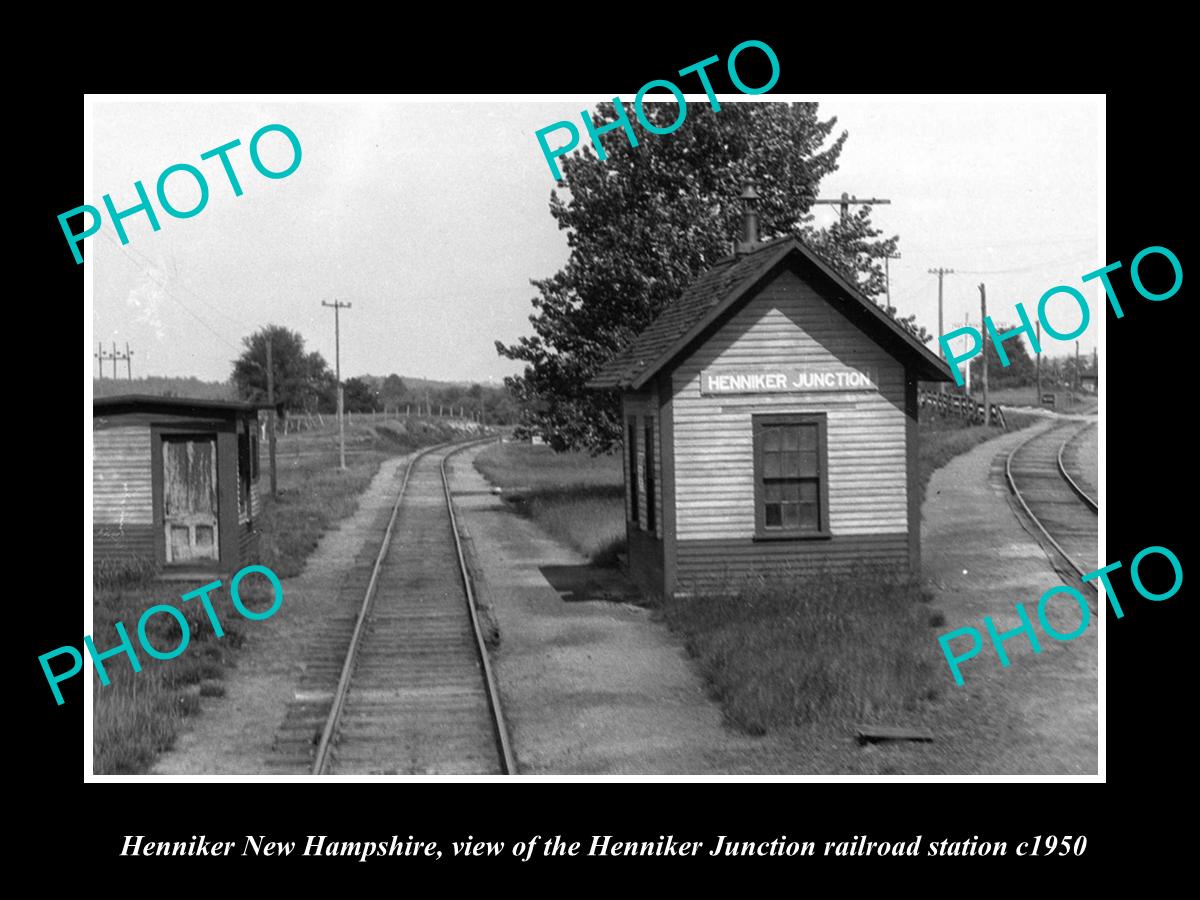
[93,395,262,418]
[588,236,954,390]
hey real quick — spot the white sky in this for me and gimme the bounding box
[90,97,1100,384]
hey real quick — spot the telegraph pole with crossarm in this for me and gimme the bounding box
[813,192,892,224]
[928,268,955,356]
[322,299,352,471]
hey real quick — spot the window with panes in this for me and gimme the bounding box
[752,413,829,538]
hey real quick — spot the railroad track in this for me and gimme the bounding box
[1005,422,1099,583]
[270,438,513,775]
[1057,422,1098,511]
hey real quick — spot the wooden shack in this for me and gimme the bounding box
[92,396,262,575]
[589,202,953,598]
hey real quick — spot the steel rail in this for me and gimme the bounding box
[1004,426,1095,586]
[1056,423,1099,512]
[311,442,447,775]
[440,437,516,775]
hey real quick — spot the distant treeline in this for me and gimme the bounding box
[92,373,518,424]
[227,324,519,424]
[93,376,236,400]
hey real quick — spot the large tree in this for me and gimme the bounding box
[498,101,921,454]
[380,374,407,409]
[232,325,332,416]
[343,376,380,412]
[967,321,1038,389]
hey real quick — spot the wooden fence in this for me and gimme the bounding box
[918,389,1007,430]
[260,406,483,438]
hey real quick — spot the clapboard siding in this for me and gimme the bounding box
[238,521,259,565]
[93,426,153,525]
[94,524,156,563]
[674,533,911,594]
[671,269,908,544]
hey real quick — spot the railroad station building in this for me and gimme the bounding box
[92,396,263,576]
[589,196,954,597]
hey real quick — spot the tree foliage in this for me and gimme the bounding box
[968,323,1038,387]
[498,101,923,453]
[380,374,407,409]
[342,376,379,412]
[231,325,332,417]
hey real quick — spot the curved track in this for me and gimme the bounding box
[303,438,512,775]
[1057,422,1098,512]
[1006,422,1099,582]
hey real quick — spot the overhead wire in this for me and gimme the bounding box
[97,230,245,353]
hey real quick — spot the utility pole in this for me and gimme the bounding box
[883,251,901,309]
[928,268,955,353]
[111,341,119,379]
[124,343,133,380]
[929,268,955,393]
[1035,320,1042,407]
[814,192,892,224]
[322,299,352,471]
[954,312,972,395]
[266,335,277,499]
[95,343,111,379]
[979,283,989,426]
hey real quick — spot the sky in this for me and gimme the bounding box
[89,97,1101,385]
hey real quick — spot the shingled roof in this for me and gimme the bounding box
[588,236,954,390]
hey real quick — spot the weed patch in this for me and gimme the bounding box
[660,570,940,735]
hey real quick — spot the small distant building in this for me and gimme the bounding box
[589,191,953,598]
[1079,373,1097,394]
[93,396,262,575]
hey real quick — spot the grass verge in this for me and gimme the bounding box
[92,563,250,774]
[474,442,625,564]
[917,409,1037,506]
[660,570,941,735]
[92,417,484,774]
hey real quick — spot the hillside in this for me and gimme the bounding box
[92,376,236,400]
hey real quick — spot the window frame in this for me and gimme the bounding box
[751,412,831,541]
[237,424,252,518]
[627,416,640,526]
[643,416,656,534]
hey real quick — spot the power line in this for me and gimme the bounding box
[901,233,1095,253]
[99,231,244,353]
[952,248,1097,276]
[116,240,249,331]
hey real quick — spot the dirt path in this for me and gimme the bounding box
[1063,422,1099,502]
[449,446,776,774]
[916,420,1098,774]
[152,454,411,775]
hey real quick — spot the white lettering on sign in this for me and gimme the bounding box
[700,367,877,395]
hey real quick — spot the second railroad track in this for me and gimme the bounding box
[1005,421,1099,583]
